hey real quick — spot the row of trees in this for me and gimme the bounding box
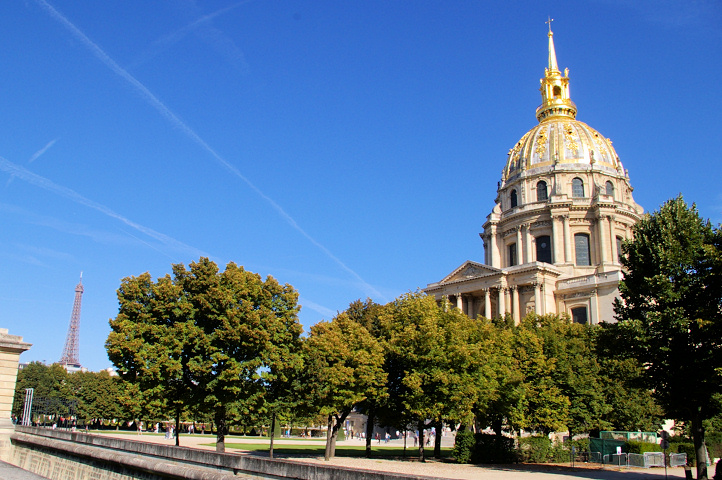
[12,363,125,424]
[13,197,721,479]
[104,258,665,461]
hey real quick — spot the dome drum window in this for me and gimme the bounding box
[605,181,614,198]
[508,243,517,267]
[510,189,518,208]
[572,177,585,198]
[536,181,548,201]
[574,233,591,266]
[536,235,552,263]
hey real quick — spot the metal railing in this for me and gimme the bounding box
[599,451,685,468]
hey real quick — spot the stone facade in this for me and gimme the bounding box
[0,328,31,462]
[425,28,643,325]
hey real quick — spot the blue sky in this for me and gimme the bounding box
[1,1,720,372]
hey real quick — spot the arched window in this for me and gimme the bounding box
[572,177,585,198]
[605,181,614,197]
[553,86,562,98]
[571,306,588,324]
[536,235,552,263]
[510,189,518,208]
[574,233,591,266]
[536,181,548,201]
[508,243,517,267]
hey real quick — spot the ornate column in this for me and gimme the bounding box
[484,289,492,319]
[563,214,572,264]
[512,286,520,325]
[489,225,499,268]
[516,227,523,265]
[590,288,600,325]
[497,287,506,317]
[551,215,561,264]
[534,282,542,315]
[524,223,533,264]
[598,215,609,265]
[456,294,463,312]
[609,216,618,264]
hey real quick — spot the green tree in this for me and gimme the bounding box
[611,196,722,480]
[528,314,612,437]
[12,362,71,422]
[173,258,301,453]
[66,370,125,423]
[508,325,570,434]
[107,271,196,446]
[344,298,391,457]
[381,293,493,460]
[302,313,386,461]
[107,257,301,453]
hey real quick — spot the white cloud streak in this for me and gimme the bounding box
[34,0,383,300]
[127,1,250,72]
[29,137,59,164]
[0,156,207,259]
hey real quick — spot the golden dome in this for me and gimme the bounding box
[503,23,625,182]
[504,119,624,180]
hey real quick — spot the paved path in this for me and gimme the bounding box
[92,431,691,480]
[0,461,50,480]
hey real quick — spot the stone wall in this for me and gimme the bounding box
[9,427,439,480]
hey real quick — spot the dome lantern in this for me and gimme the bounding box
[536,19,577,122]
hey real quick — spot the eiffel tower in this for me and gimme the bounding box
[59,273,83,370]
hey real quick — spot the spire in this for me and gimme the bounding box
[536,20,577,122]
[547,17,559,73]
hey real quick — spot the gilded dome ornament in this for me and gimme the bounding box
[501,25,627,175]
[535,128,548,156]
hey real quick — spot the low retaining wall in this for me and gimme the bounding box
[9,427,443,480]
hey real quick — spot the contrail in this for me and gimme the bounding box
[35,0,383,300]
[127,1,249,72]
[0,156,208,259]
[29,137,59,163]
[5,137,60,188]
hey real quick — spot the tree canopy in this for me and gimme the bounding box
[106,257,302,452]
[609,196,722,479]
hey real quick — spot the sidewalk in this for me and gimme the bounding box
[0,461,50,480]
[93,431,690,480]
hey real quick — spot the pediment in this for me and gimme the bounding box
[440,261,501,284]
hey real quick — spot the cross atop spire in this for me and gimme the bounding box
[546,17,559,73]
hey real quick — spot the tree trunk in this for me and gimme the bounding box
[434,420,442,458]
[215,406,227,453]
[269,412,276,459]
[691,413,708,480]
[492,417,503,437]
[324,415,333,461]
[175,405,181,447]
[403,428,407,457]
[417,419,425,462]
[365,408,375,458]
